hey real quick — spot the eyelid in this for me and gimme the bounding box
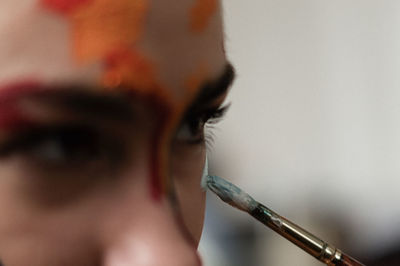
[0,124,94,156]
[185,92,229,116]
[0,123,127,166]
[174,102,230,145]
[204,103,230,123]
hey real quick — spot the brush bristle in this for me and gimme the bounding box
[206,175,258,212]
[200,156,209,190]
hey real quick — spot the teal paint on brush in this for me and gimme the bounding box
[205,175,258,212]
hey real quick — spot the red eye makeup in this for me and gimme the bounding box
[0,81,44,131]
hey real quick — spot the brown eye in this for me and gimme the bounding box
[26,127,101,165]
[0,125,125,169]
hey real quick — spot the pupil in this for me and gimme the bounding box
[29,128,100,164]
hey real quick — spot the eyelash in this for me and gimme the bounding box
[176,104,230,146]
[204,105,229,147]
[0,105,229,169]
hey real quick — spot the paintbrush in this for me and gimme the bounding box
[205,175,365,266]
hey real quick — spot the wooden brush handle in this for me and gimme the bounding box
[251,204,365,266]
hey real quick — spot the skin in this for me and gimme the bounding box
[0,0,233,265]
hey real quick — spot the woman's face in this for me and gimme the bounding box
[0,0,233,265]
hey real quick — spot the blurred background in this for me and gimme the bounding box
[199,0,400,265]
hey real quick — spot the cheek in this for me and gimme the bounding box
[171,143,207,245]
[0,122,156,265]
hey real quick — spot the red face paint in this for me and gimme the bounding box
[0,81,44,130]
[148,100,172,200]
[40,0,92,14]
[0,105,33,130]
[0,81,43,101]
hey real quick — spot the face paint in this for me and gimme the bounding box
[0,104,31,130]
[0,0,225,200]
[0,81,43,130]
[102,48,158,92]
[40,0,91,14]
[185,63,210,93]
[40,0,153,90]
[190,0,218,33]
[39,0,175,199]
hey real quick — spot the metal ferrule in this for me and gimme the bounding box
[251,204,345,265]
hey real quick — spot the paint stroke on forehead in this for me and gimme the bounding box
[39,0,158,93]
[35,0,221,199]
[190,0,218,33]
[39,0,170,198]
[185,63,210,97]
[38,0,220,99]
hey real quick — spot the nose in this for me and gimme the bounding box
[100,189,201,266]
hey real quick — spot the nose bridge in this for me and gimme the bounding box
[100,174,201,266]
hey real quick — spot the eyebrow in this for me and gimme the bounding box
[37,89,137,122]
[0,63,235,127]
[192,63,235,107]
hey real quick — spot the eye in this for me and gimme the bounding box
[0,125,125,170]
[175,105,229,144]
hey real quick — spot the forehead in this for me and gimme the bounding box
[0,0,226,104]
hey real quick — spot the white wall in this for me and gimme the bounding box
[201,1,400,265]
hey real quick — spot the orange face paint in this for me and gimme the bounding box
[37,0,221,199]
[185,63,210,94]
[40,0,171,198]
[41,0,151,90]
[102,48,160,93]
[190,0,218,33]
